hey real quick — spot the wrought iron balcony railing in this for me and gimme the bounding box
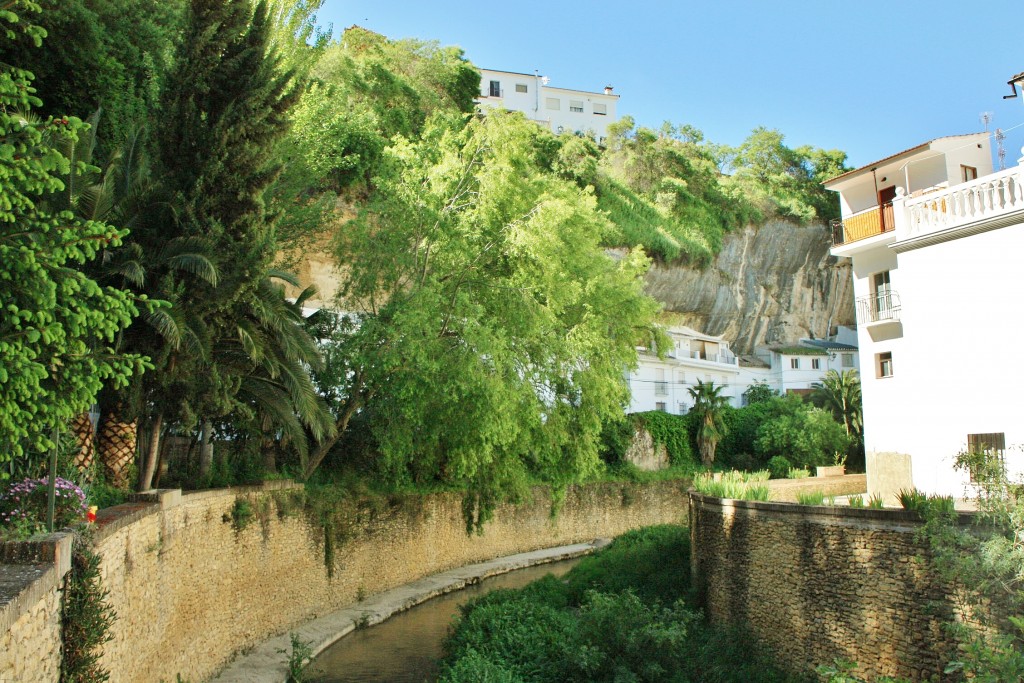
[856,290,901,324]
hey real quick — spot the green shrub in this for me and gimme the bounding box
[692,471,770,501]
[867,493,885,509]
[440,523,800,683]
[755,405,851,469]
[61,536,115,683]
[564,525,691,605]
[796,490,826,506]
[787,467,811,479]
[767,455,792,479]
[632,411,697,469]
[848,495,864,508]
[897,488,927,512]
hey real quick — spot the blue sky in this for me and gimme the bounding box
[316,1,1024,170]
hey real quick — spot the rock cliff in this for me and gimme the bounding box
[642,220,854,354]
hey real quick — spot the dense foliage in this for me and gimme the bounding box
[710,395,851,472]
[313,111,662,526]
[60,535,115,683]
[592,119,848,264]
[438,525,803,682]
[0,0,851,501]
[0,2,146,479]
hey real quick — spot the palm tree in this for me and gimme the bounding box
[688,380,730,468]
[811,369,862,444]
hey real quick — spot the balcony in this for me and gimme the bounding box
[857,290,901,324]
[856,290,902,340]
[830,203,895,246]
[901,164,1024,241]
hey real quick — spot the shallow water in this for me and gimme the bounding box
[306,558,580,683]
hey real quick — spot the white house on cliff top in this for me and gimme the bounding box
[476,68,619,142]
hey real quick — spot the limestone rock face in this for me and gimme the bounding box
[642,220,854,354]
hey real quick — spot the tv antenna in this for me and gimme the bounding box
[995,128,1007,170]
[980,111,993,131]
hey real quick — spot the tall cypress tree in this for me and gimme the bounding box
[120,0,312,489]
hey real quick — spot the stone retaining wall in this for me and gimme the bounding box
[2,479,689,683]
[0,534,72,683]
[689,492,963,681]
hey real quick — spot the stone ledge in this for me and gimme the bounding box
[689,490,976,529]
[213,539,610,683]
[0,532,74,636]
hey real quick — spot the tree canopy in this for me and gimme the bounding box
[316,111,662,525]
[0,2,146,479]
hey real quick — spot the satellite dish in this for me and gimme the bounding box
[556,125,564,134]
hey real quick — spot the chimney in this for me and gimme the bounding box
[603,85,614,95]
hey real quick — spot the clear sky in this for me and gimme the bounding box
[316,0,1024,170]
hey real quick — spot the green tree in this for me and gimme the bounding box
[95,0,320,491]
[811,369,863,443]
[688,380,731,468]
[742,381,777,405]
[311,111,661,526]
[754,405,851,469]
[0,0,185,158]
[0,1,146,479]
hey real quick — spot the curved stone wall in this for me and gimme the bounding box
[689,492,963,681]
[2,479,689,683]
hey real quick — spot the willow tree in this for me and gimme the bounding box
[310,111,662,527]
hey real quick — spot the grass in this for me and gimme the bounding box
[692,470,771,501]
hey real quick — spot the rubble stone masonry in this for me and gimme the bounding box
[1,479,689,683]
[689,492,965,681]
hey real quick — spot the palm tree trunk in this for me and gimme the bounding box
[199,419,214,479]
[97,407,137,488]
[69,411,96,474]
[137,412,163,492]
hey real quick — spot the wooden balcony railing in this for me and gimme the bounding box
[831,203,895,246]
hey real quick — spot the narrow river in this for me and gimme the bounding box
[306,558,581,682]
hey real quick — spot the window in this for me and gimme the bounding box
[655,402,667,412]
[515,83,528,93]
[654,369,668,396]
[593,103,607,115]
[546,97,560,111]
[790,358,800,370]
[569,100,584,113]
[961,165,978,182]
[966,432,1005,482]
[842,353,854,368]
[812,358,821,370]
[870,270,896,321]
[876,351,893,378]
[677,402,687,415]
[488,80,501,97]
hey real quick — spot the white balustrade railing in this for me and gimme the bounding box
[900,162,1024,239]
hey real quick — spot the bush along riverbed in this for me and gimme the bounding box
[436,525,807,683]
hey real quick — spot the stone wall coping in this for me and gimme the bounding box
[688,490,977,530]
[0,532,74,635]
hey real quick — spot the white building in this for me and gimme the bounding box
[477,68,619,142]
[826,131,1024,499]
[626,324,857,413]
[738,337,860,401]
[627,326,741,414]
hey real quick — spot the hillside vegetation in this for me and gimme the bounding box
[0,0,846,521]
